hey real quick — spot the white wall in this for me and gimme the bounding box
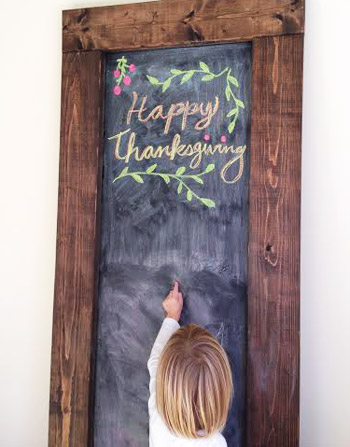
[0,0,349,446]
[300,1,350,446]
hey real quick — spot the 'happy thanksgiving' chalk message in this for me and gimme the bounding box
[108,54,247,208]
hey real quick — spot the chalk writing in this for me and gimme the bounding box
[127,92,220,135]
[110,58,248,207]
[108,130,246,184]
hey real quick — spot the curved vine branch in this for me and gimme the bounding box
[146,61,245,134]
[113,163,216,208]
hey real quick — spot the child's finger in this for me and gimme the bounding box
[173,280,179,295]
[177,291,182,303]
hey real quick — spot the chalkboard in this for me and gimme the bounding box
[94,43,251,447]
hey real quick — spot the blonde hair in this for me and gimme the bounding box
[156,323,233,438]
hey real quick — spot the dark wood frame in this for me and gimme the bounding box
[49,1,304,446]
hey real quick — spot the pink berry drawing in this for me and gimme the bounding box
[204,134,210,141]
[221,135,227,143]
[123,76,131,86]
[114,85,122,96]
[113,57,136,96]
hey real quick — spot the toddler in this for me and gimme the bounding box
[148,281,233,446]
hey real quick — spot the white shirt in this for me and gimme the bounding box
[147,318,228,447]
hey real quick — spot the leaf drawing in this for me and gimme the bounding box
[113,163,217,208]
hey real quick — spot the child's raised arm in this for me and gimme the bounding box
[147,281,183,414]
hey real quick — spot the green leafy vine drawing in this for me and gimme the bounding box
[113,163,216,208]
[146,61,245,134]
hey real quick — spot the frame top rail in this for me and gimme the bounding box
[62,0,304,53]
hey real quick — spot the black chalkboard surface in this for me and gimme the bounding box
[94,43,251,447]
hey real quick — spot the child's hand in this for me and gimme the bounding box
[162,281,183,322]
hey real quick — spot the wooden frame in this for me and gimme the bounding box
[49,1,304,446]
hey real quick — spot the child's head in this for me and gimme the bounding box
[156,323,233,438]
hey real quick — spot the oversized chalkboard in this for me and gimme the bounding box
[93,43,251,447]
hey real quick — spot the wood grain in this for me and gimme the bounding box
[62,0,304,53]
[49,51,104,447]
[247,34,303,447]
